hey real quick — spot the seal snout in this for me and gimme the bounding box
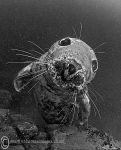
[52,59,85,89]
[54,61,76,81]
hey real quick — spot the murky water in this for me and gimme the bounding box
[0,0,121,139]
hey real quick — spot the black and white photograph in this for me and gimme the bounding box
[0,0,121,149]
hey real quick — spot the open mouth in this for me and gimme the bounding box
[53,60,85,89]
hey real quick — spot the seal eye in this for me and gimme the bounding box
[68,64,76,75]
[58,38,71,46]
[92,60,98,72]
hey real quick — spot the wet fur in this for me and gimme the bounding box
[13,37,98,127]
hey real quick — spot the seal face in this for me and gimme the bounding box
[14,37,98,126]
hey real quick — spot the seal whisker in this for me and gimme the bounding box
[93,105,97,117]
[30,50,42,56]
[79,22,83,39]
[61,108,68,123]
[70,104,76,125]
[70,92,77,125]
[72,27,78,38]
[87,93,101,119]
[89,84,104,102]
[7,61,33,64]
[61,106,71,124]
[93,42,106,51]
[28,80,40,93]
[16,69,47,80]
[88,88,98,116]
[95,52,105,54]
[11,49,37,57]
[88,88,98,102]
[13,37,99,125]
[16,54,40,61]
[18,70,47,89]
[57,107,66,115]
[27,41,45,53]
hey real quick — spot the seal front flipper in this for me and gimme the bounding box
[78,93,90,128]
[14,62,46,92]
[14,63,34,92]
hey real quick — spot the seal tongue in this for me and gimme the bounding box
[54,61,68,82]
[61,63,77,81]
[68,64,76,75]
[53,60,85,88]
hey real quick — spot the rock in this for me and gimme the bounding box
[0,108,9,120]
[36,131,47,140]
[0,90,120,150]
[0,109,9,116]
[0,125,18,142]
[9,114,33,124]
[0,109,22,148]
[0,90,12,109]
[17,122,38,140]
[0,109,11,127]
[51,125,121,150]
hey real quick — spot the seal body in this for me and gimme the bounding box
[14,37,98,126]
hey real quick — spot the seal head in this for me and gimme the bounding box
[47,37,98,91]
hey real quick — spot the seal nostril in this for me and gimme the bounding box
[54,61,64,73]
[68,64,76,75]
[58,38,71,46]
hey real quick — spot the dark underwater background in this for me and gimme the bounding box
[0,0,121,140]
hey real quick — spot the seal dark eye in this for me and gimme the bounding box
[92,60,98,72]
[58,38,71,46]
[68,64,76,75]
